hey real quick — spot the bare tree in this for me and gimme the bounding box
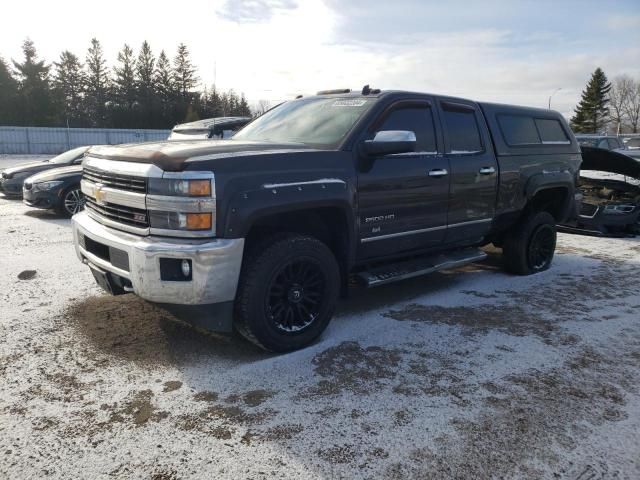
[609,75,632,133]
[624,79,640,133]
[253,99,271,117]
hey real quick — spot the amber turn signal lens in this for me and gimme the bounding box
[188,180,211,196]
[186,213,212,230]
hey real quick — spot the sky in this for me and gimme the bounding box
[2,0,640,117]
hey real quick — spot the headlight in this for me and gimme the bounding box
[149,211,212,231]
[603,204,635,215]
[148,178,212,197]
[33,181,64,192]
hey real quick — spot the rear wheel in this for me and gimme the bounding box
[57,186,85,217]
[503,211,557,275]
[234,234,340,352]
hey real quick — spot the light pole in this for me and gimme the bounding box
[548,87,562,110]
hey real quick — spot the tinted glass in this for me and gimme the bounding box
[233,97,375,146]
[608,138,622,149]
[535,118,569,143]
[376,107,437,153]
[498,115,540,145]
[443,107,482,153]
[597,139,609,150]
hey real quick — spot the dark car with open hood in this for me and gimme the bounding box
[0,146,89,197]
[23,165,85,217]
[560,146,640,237]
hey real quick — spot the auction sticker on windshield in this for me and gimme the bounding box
[332,99,367,107]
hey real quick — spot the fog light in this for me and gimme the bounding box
[181,259,191,277]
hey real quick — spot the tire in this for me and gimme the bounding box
[56,185,85,218]
[234,233,341,352]
[503,211,557,275]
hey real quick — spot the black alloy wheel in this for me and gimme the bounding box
[234,234,341,352]
[528,224,556,271]
[266,259,326,333]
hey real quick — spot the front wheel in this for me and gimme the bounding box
[57,186,85,218]
[234,234,340,352]
[503,211,557,275]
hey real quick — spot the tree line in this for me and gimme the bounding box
[0,39,252,130]
[570,68,640,134]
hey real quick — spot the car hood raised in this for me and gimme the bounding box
[88,140,316,171]
[26,165,82,183]
[581,146,640,179]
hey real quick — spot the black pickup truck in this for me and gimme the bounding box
[72,87,581,351]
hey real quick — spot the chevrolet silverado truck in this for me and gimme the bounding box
[72,87,581,352]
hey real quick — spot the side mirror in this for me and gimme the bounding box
[363,130,417,157]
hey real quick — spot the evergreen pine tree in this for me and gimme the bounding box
[239,93,251,117]
[136,41,156,127]
[112,44,138,127]
[12,39,54,126]
[85,38,110,127]
[154,50,177,127]
[570,68,612,133]
[0,56,19,125]
[53,51,86,127]
[173,43,198,99]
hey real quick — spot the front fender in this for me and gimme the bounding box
[223,178,355,238]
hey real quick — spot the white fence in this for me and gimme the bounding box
[0,126,172,154]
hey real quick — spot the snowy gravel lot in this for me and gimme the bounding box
[1,158,640,479]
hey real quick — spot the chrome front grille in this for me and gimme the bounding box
[83,166,147,193]
[85,197,149,228]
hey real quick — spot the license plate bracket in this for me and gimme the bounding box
[88,264,125,295]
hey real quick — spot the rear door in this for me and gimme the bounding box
[438,100,497,243]
[357,100,450,259]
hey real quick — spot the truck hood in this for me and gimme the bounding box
[27,165,82,183]
[88,140,316,171]
[581,146,640,179]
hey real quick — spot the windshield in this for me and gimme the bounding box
[233,97,376,146]
[48,146,88,164]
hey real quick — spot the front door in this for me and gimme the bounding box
[357,101,450,259]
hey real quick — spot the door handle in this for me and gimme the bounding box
[428,168,448,177]
[479,166,496,175]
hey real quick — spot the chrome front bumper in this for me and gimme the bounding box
[72,211,244,305]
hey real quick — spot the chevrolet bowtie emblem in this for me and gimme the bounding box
[94,183,106,205]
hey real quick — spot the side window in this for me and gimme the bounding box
[498,115,540,145]
[608,138,622,150]
[442,105,483,153]
[534,118,570,144]
[597,139,609,150]
[376,107,437,153]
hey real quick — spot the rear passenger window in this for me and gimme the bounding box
[535,118,570,144]
[499,115,540,145]
[442,105,483,153]
[377,107,437,153]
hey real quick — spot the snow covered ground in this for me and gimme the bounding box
[1,188,640,479]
